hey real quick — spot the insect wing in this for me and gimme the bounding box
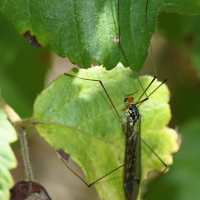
[123,116,141,200]
[133,116,141,200]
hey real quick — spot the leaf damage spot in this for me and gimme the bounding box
[56,149,70,162]
[114,35,120,43]
[23,31,41,48]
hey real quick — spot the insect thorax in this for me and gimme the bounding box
[122,105,139,126]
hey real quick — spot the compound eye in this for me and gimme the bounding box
[124,98,128,103]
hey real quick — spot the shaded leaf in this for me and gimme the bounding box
[0,0,199,69]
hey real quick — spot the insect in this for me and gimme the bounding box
[60,0,168,199]
[118,0,169,199]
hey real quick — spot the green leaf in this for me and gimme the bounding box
[34,64,179,200]
[0,108,18,200]
[0,0,199,70]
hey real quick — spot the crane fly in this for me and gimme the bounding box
[60,0,168,199]
[118,0,168,199]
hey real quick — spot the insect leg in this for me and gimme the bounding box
[117,0,148,100]
[59,124,137,188]
[64,73,122,119]
[136,78,168,107]
[136,0,168,105]
[138,117,168,199]
[60,149,135,188]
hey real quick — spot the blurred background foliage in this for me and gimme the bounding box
[0,9,200,200]
[0,15,51,118]
[143,12,200,200]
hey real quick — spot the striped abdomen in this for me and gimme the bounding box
[123,105,141,200]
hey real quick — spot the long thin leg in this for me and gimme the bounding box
[141,138,168,199]
[64,73,122,119]
[135,76,157,104]
[61,154,135,188]
[139,117,168,199]
[137,78,168,108]
[59,123,137,188]
[121,77,167,112]
[145,0,157,77]
[134,3,168,195]
[117,0,148,100]
[136,0,169,105]
[117,0,166,106]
